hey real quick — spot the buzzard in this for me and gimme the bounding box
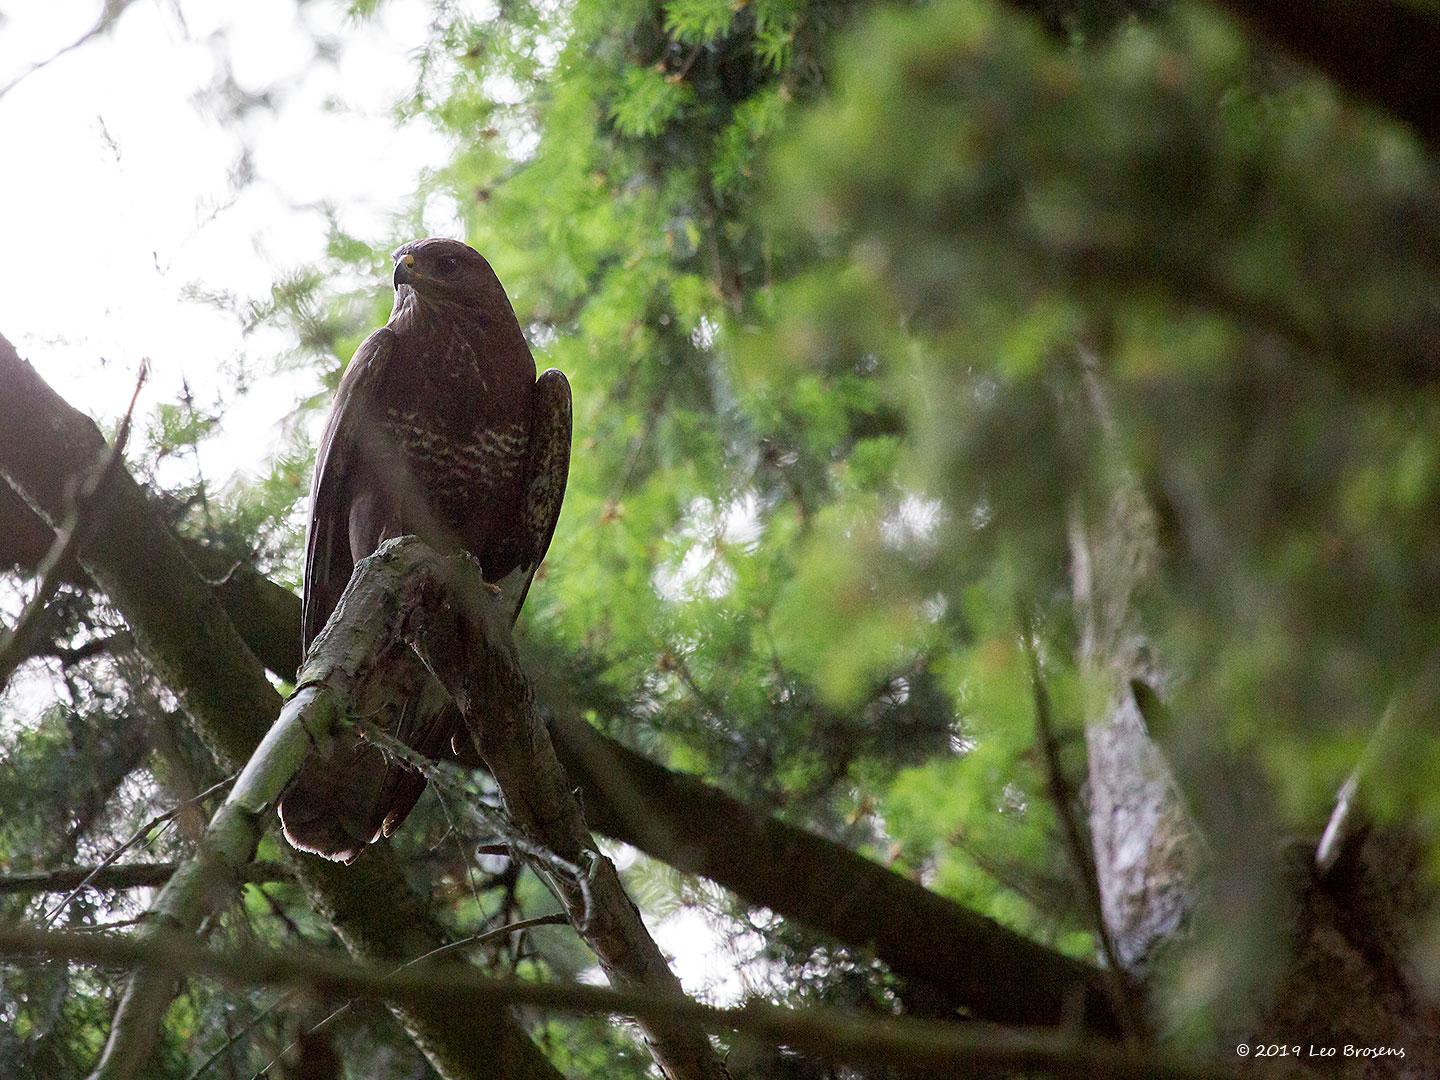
[278,237,571,863]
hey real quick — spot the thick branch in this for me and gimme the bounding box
[0,333,561,1080]
[546,711,1120,1032]
[0,862,291,895]
[1069,363,1199,972]
[0,923,1241,1080]
[1,476,303,682]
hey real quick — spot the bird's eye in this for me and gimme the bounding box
[435,256,460,276]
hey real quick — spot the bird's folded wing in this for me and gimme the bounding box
[509,367,572,623]
[300,327,397,652]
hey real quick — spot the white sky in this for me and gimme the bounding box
[0,0,459,482]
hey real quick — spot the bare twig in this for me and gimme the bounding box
[42,772,235,929]
[251,913,571,1078]
[43,631,134,667]
[0,0,140,100]
[355,721,599,927]
[0,360,147,694]
[0,922,1242,1080]
[403,912,570,969]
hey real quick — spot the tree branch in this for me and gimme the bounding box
[0,361,145,694]
[0,330,1120,1040]
[322,537,730,1080]
[0,922,1242,1080]
[1068,358,1200,972]
[0,477,301,681]
[0,332,561,1080]
[0,862,293,896]
[546,709,1122,1032]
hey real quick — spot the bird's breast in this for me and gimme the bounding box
[381,407,527,495]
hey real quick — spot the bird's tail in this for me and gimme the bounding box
[279,679,458,864]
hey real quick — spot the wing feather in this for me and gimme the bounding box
[301,327,396,654]
[509,367,572,621]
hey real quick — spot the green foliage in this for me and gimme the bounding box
[664,0,740,43]
[611,64,695,136]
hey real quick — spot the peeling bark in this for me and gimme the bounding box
[1069,373,1200,972]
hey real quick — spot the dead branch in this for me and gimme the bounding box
[0,922,1243,1080]
[1316,708,1393,875]
[149,517,1122,1033]
[0,0,140,100]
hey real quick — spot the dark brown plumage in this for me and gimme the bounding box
[278,237,571,863]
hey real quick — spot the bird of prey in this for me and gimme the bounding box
[278,237,571,863]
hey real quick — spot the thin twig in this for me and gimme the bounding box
[1018,606,1143,1040]
[253,883,305,941]
[41,771,235,928]
[401,913,570,969]
[186,994,289,1080]
[0,0,140,100]
[356,719,598,924]
[428,775,488,918]
[0,360,147,693]
[250,914,569,1078]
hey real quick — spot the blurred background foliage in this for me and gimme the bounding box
[3,0,1439,1074]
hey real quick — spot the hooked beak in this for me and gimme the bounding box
[393,253,417,289]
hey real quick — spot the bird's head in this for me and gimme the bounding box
[391,238,502,312]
